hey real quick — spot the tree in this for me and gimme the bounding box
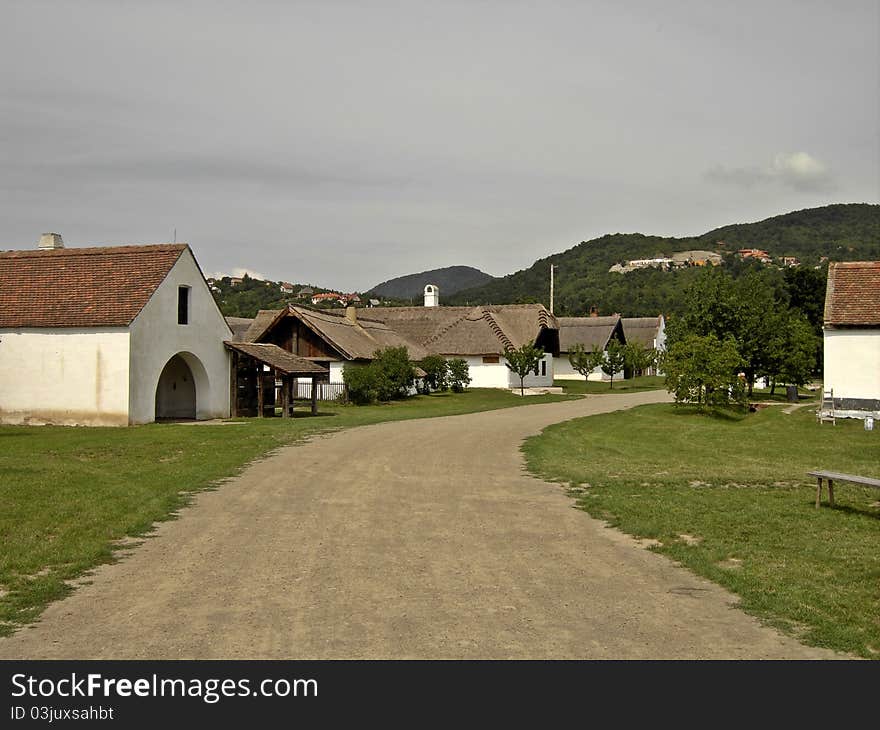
[623,342,656,377]
[601,339,627,389]
[372,347,416,401]
[419,355,449,393]
[662,333,745,408]
[343,364,379,405]
[447,358,471,393]
[568,344,604,380]
[504,344,545,396]
[762,312,818,391]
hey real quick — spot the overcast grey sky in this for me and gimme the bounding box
[2,0,878,290]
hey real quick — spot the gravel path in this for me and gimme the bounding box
[0,391,843,659]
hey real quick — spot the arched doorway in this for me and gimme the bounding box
[155,354,197,420]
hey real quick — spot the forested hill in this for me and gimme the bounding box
[447,204,880,317]
[368,265,496,300]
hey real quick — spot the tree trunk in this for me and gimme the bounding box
[770,377,776,396]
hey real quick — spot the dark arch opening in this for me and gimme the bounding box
[155,354,196,420]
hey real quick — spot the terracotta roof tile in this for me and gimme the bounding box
[824,261,880,327]
[0,244,187,328]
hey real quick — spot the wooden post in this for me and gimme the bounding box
[230,351,238,418]
[815,477,822,508]
[828,479,834,507]
[280,374,289,418]
[256,365,264,418]
[311,377,319,415]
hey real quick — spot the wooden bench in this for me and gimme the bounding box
[807,470,880,508]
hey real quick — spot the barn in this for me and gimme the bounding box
[0,235,232,425]
[822,261,880,418]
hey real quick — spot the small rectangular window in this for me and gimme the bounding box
[178,286,190,325]
[482,355,499,364]
[541,360,546,377]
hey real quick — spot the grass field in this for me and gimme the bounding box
[0,388,574,636]
[555,375,666,394]
[523,403,880,658]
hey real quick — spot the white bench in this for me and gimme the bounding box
[807,470,880,508]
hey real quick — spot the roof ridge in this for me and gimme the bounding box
[421,310,472,348]
[480,309,514,351]
[0,243,188,259]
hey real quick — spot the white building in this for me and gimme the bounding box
[0,235,232,426]
[241,285,559,391]
[822,261,880,418]
[555,315,626,381]
[621,315,666,375]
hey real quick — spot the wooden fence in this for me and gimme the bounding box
[293,380,348,402]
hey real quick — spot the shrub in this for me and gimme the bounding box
[343,364,379,405]
[420,355,449,393]
[372,347,416,401]
[447,358,471,393]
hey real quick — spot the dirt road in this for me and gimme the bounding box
[0,391,841,658]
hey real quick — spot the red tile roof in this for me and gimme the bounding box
[824,261,880,327]
[0,243,187,328]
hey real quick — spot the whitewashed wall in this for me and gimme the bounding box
[824,329,880,410]
[128,249,232,423]
[554,356,613,381]
[0,328,130,426]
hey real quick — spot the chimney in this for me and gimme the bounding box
[424,283,439,307]
[345,305,357,324]
[38,233,64,250]
[589,305,599,318]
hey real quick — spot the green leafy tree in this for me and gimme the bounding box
[623,342,656,377]
[504,344,545,396]
[662,334,745,408]
[763,312,818,391]
[568,344,604,379]
[343,364,378,405]
[601,339,627,389]
[419,355,449,393]
[372,347,416,401]
[447,358,471,393]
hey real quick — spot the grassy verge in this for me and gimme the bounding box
[0,388,574,636]
[555,375,666,394]
[523,403,880,658]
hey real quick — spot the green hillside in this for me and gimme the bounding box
[368,265,496,300]
[448,204,880,317]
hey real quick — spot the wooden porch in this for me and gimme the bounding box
[224,342,330,418]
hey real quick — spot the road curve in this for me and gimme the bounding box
[0,391,843,659]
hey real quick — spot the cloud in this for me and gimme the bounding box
[705,152,833,192]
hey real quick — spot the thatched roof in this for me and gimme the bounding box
[365,304,557,356]
[290,306,429,361]
[224,342,329,376]
[621,316,662,348]
[242,309,285,343]
[225,316,254,342]
[557,315,622,353]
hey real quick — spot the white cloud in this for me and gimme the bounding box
[705,151,833,192]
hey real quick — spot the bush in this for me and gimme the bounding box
[372,347,416,401]
[447,358,471,393]
[343,364,379,405]
[420,355,449,393]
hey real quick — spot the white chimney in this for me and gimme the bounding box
[424,283,439,307]
[38,233,64,250]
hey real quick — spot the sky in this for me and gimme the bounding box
[1,0,878,291]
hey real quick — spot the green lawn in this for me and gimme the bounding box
[0,388,574,636]
[555,375,666,394]
[523,403,880,658]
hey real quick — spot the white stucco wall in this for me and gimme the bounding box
[454,353,555,389]
[823,329,880,407]
[328,361,346,384]
[128,249,232,423]
[0,328,130,426]
[553,356,607,381]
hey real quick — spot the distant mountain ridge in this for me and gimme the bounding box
[447,203,880,317]
[368,265,496,300]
